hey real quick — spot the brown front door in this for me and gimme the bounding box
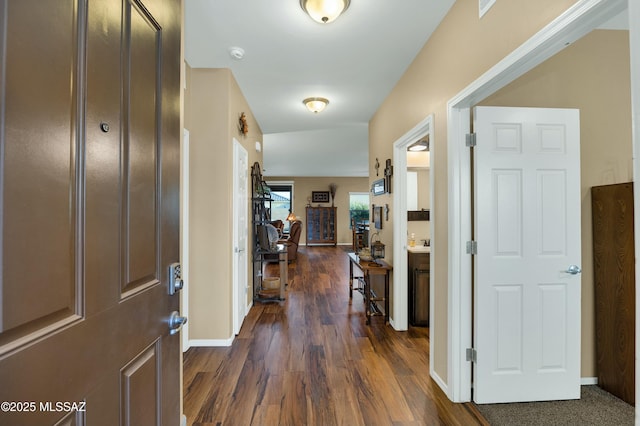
[0,0,182,424]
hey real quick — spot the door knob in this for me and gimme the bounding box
[566,265,582,275]
[168,311,188,335]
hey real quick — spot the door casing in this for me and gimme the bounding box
[392,114,435,338]
[181,128,190,351]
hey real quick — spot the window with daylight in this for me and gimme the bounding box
[349,192,370,228]
[267,183,294,232]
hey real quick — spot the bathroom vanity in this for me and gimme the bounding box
[408,246,430,327]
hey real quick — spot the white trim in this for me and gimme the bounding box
[189,337,235,347]
[180,129,190,353]
[479,0,497,18]
[431,369,449,396]
[628,1,640,423]
[446,0,627,403]
[428,123,436,381]
[392,114,434,332]
[580,377,598,386]
[447,107,472,402]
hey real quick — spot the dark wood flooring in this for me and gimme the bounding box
[183,246,487,425]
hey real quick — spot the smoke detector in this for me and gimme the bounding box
[228,47,245,60]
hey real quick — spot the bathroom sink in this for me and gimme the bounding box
[407,246,430,253]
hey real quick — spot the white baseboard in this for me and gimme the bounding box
[180,414,187,426]
[431,369,449,397]
[189,337,234,347]
[581,377,598,385]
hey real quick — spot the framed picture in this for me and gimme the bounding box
[373,205,383,229]
[372,179,385,196]
[311,191,330,203]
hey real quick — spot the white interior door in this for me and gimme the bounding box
[473,106,581,403]
[233,139,249,335]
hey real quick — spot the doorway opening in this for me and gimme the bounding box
[392,114,435,358]
[446,0,630,403]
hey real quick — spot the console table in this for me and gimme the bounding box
[347,253,392,324]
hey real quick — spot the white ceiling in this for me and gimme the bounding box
[184,0,456,177]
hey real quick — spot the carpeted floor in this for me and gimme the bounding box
[475,386,634,425]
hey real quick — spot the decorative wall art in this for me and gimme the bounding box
[311,191,330,203]
[373,205,383,229]
[384,159,393,194]
[239,112,248,135]
[372,179,385,196]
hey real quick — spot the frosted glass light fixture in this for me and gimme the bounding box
[303,97,329,113]
[300,0,350,24]
[408,137,429,152]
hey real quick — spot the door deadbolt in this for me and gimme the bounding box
[168,262,184,295]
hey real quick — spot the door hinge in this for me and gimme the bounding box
[466,348,477,363]
[465,133,477,147]
[466,240,477,255]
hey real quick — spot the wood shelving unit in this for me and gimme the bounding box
[306,206,337,246]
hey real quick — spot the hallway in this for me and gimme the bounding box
[182,246,486,425]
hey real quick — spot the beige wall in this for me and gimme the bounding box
[479,29,632,377]
[266,176,370,245]
[370,0,581,382]
[185,64,263,341]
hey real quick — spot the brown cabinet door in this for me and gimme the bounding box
[0,0,182,424]
[592,183,635,405]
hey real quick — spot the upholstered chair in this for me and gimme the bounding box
[264,220,303,263]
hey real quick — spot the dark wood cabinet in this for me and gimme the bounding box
[408,251,430,326]
[306,206,337,246]
[591,182,635,405]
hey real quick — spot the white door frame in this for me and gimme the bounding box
[232,139,249,336]
[629,0,640,420]
[446,0,628,402]
[392,114,435,344]
[180,128,190,352]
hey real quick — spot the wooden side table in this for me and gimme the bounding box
[348,253,392,324]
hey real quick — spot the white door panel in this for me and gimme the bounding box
[474,106,581,403]
[233,139,249,335]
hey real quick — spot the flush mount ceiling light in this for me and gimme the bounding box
[300,0,350,24]
[303,97,329,113]
[408,137,429,152]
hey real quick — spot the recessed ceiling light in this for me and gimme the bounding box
[228,46,245,60]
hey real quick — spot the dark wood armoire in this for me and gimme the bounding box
[591,182,635,405]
